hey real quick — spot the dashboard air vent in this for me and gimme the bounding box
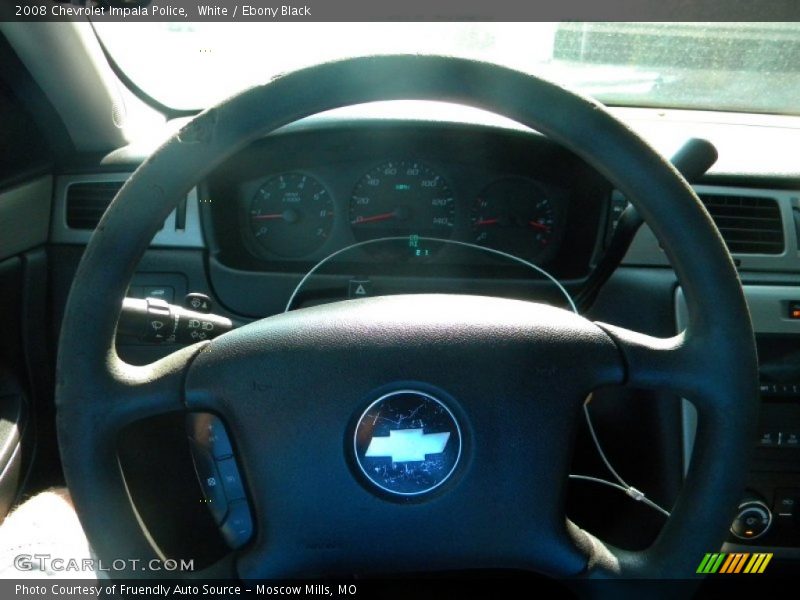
[699,193,784,255]
[65,181,124,230]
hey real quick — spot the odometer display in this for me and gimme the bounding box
[350,161,455,256]
[249,172,334,258]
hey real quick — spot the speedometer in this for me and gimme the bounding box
[350,161,455,256]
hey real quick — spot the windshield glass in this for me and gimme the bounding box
[94,22,800,115]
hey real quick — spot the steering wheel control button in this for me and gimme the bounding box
[142,285,174,303]
[759,431,779,447]
[118,297,234,344]
[217,458,246,501]
[187,413,234,460]
[187,412,253,543]
[348,278,373,299]
[188,441,228,524]
[221,500,254,549]
[184,292,213,313]
[774,489,798,518]
[731,499,773,540]
[353,389,462,497]
[144,298,173,342]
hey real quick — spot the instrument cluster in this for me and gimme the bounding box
[244,159,568,265]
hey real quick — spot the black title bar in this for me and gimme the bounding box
[3,0,800,22]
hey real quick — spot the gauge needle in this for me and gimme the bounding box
[474,218,500,226]
[252,209,302,224]
[352,211,396,225]
[528,220,551,232]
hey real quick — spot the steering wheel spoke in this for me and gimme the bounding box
[595,324,696,393]
[568,321,760,577]
[54,343,206,574]
[105,343,208,427]
[596,321,756,414]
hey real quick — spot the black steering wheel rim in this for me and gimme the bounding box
[56,55,758,579]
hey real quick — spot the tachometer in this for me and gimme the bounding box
[471,177,558,261]
[350,161,455,256]
[249,172,334,258]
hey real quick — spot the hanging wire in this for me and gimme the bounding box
[284,235,577,313]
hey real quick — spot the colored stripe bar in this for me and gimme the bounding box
[700,553,720,574]
[720,553,748,574]
[719,554,736,574]
[758,553,773,574]
[697,553,714,574]
[744,554,760,574]
[698,551,773,575]
[733,553,749,573]
[710,553,726,574]
[743,553,774,574]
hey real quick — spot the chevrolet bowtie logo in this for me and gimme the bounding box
[365,428,450,463]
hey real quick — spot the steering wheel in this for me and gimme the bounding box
[56,56,758,579]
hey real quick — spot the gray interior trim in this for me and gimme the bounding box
[676,282,800,475]
[678,284,800,336]
[675,288,697,476]
[673,298,697,476]
[51,173,204,249]
[679,402,698,477]
[0,176,52,261]
[626,184,800,271]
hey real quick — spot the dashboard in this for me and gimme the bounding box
[41,107,800,564]
[205,122,610,282]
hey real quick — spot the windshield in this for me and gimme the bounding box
[94,22,800,115]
